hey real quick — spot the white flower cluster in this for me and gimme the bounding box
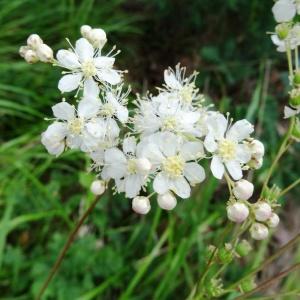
[20,26,265,227]
[271,0,300,118]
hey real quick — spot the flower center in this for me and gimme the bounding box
[127,159,137,174]
[179,84,194,104]
[81,60,97,77]
[162,155,184,178]
[100,103,116,117]
[218,139,237,161]
[162,116,178,131]
[68,118,83,135]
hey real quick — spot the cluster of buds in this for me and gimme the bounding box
[80,25,107,49]
[19,34,53,64]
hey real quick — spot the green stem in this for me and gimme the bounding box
[295,46,299,72]
[36,196,101,300]
[286,43,294,80]
[235,263,300,300]
[278,177,300,198]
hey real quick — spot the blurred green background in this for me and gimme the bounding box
[0,0,300,299]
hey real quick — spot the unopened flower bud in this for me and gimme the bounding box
[27,34,43,49]
[88,28,107,48]
[36,44,53,62]
[275,23,290,40]
[249,139,265,158]
[289,88,300,107]
[90,180,105,195]
[24,49,39,63]
[157,192,177,210]
[248,157,263,170]
[236,240,252,257]
[80,25,92,38]
[267,213,280,228]
[136,158,152,173]
[132,196,151,214]
[250,223,269,240]
[227,202,249,223]
[254,202,272,222]
[19,45,30,58]
[218,245,233,264]
[239,278,256,293]
[233,180,254,200]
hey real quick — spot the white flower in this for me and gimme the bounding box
[272,0,296,23]
[267,213,280,228]
[250,223,269,240]
[56,38,121,94]
[227,202,249,223]
[254,202,272,222]
[41,98,103,155]
[140,132,205,198]
[204,114,253,180]
[101,137,151,198]
[233,179,254,200]
[132,196,151,214]
[157,192,177,210]
[90,180,106,195]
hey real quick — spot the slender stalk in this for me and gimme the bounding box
[295,46,299,72]
[286,44,294,79]
[36,196,101,300]
[223,232,300,294]
[235,263,300,300]
[278,177,300,198]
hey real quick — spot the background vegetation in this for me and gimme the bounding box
[0,0,299,299]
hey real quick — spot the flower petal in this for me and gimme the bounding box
[97,69,121,85]
[207,113,228,140]
[75,38,94,62]
[77,98,100,119]
[94,56,115,68]
[52,102,75,121]
[272,0,296,23]
[83,78,100,98]
[164,69,181,89]
[56,49,81,69]
[153,172,170,194]
[184,162,206,184]
[211,155,225,179]
[123,136,136,154]
[227,119,254,142]
[58,73,82,93]
[204,133,217,152]
[171,176,191,199]
[139,142,164,165]
[159,132,180,157]
[125,174,143,198]
[236,144,251,163]
[181,141,204,160]
[225,160,243,180]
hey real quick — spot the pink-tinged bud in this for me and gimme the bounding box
[254,202,272,222]
[233,179,254,200]
[157,192,177,210]
[227,202,249,223]
[267,213,280,228]
[27,34,43,49]
[24,49,39,63]
[36,44,53,62]
[250,223,269,240]
[90,180,105,195]
[132,196,151,214]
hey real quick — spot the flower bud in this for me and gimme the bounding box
[239,278,256,293]
[267,213,280,228]
[80,25,92,38]
[90,180,105,195]
[24,49,39,64]
[27,34,43,49]
[250,223,269,240]
[88,28,107,48]
[217,245,233,264]
[132,196,151,214]
[227,202,249,223]
[19,45,30,58]
[249,139,265,158]
[157,192,177,210]
[247,157,263,170]
[233,180,254,200]
[275,23,290,40]
[136,158,152,173]
[236,240,252,257]
[289,88,300,107]
[254,202,272,222]
[36,44,53,62]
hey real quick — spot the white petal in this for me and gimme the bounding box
[89,150,104,165]
[83,78,100,98]
[75,38,94,62]
[56,49,81,69]
[159,132,180,157]
[272,0,296,23]
[125,174,143,198]
[225,160,243,180]
[181,141,204,160]
[207,113,228,140]
[123,136,136,154]
[86,118,106,138]
[211,155,225,179]
[97,69,121,85]
[52,102,75,121]
[66,135,82,149]
[77,98,100,119]
[284,105,298,118]
[139,142,164,165]
[105,119,120,138]
[171,176,191,199]
[204,133,217,152]
[227,119,254,141]
[104,147,127,164]
[184,163,206,184]
[153,172,170,194]
[164,69,181,89]
[107,92,128,123]
[236,144,251,163]
[58,73,82,93]
[94,56,115,68]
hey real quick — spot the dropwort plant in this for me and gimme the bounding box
[19,2,300,299]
